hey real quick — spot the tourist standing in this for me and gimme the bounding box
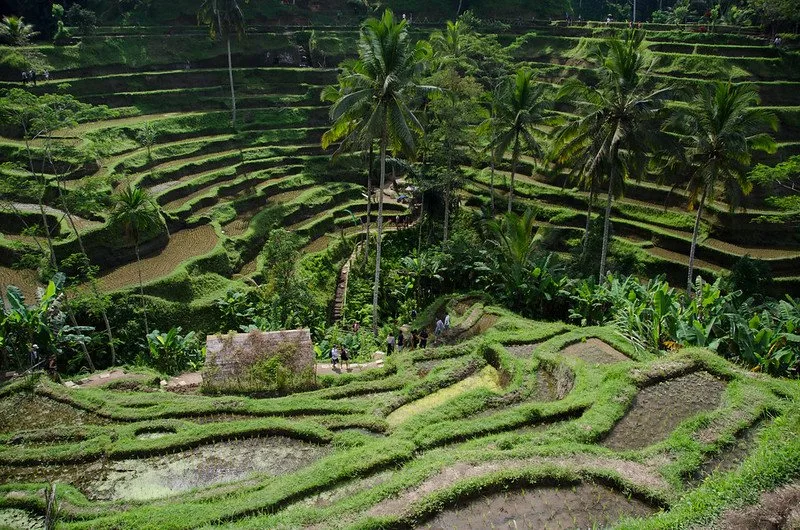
[21,71,28,85]
[411,329,419,349]
[444,313,451,329]
[43,70,50,82]
[30,70,37,86]
[419,328,429,348]
[386,332,396,355]
[341,345,350,371]
[330,345,340,369]
[397,330,405,351]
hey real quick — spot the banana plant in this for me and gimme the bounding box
[1,274,92,372]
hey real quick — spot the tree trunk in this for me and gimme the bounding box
[372,122,388,337]
[443,184,450,244]
[582,173,596,255]
[135,239,149,336]
[687,186,708,293]
[365,143,373,263]
[489,158,496,215]
[508,137,519,214]
[227,37,237,126]
[456,0,463,17]
[51,153,117,366]
[598,172,614,281]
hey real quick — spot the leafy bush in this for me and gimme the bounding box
[143,327,203,375]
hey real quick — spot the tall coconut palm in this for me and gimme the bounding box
[322,60,376,264]
[492,68,551,214]
[0,16,38,46]
[198,0,246,126]
[110,185,163,336]
[678,81,777,291]
[327,9,430,336]
[552,30,673,280]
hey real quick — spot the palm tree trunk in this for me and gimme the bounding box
[135,239,149,336]
[443,184,450,244]
[457,0,463,17]
[582,174,596,254]
[364,143,373,263]
[489,158,496,215]
[372,123,388,337]
[687,186,708,293]
[227,37,237,126]
[508,137,520,214]
[598,171,614,281]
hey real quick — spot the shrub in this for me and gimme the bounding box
[143,327,203,376]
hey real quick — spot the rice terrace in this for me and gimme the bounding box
[0,0,799,528]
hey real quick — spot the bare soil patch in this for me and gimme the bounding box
[716,481,800,530]
[560,338,630,364]
[603,371,727,451]
[98,225,218,292]
[416,482,656,530]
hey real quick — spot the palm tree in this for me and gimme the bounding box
[678,81,777,291]
[109,185,163,336]
[552,30,673,280]
[198,0,246,126]
[0,16,38,46]
[322,60,376,264]
[492,68,551,214]
[327,9,429,336]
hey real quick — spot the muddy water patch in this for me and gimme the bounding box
[560,338,630,364]
[0,394,108,434]
[416,482,656,529]
[0,508,44,530]
[603,371,727,451]
[88,436,332,501]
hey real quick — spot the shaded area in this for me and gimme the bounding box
[560,338,630,364]
[603,372,726,451]
[417,482,656,530]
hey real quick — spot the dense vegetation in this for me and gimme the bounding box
[0,3,799,527]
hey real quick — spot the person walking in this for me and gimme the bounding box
[397,330,404,351]
[434,318,445,344]
[30,70,37,86]
[341,345,350,371]
[444,313,451,329]
[386,332,396,355]
[43,70,50,82]
[411,329,419,349]
[419,328,429,348]
[21,71,28,85]
[330,344,340,369]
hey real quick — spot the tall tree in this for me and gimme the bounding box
[492,68,551,214]
[198,0,247,126]
[677,81,777,291]
[109,185,163,336]
[327,9,430,336]
[552,30,673,280]
[321,60,375,264]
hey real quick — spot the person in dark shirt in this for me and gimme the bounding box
[419,328,429,348]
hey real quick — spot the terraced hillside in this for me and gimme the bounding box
[0,22,798,326]
[1,300,799,529]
